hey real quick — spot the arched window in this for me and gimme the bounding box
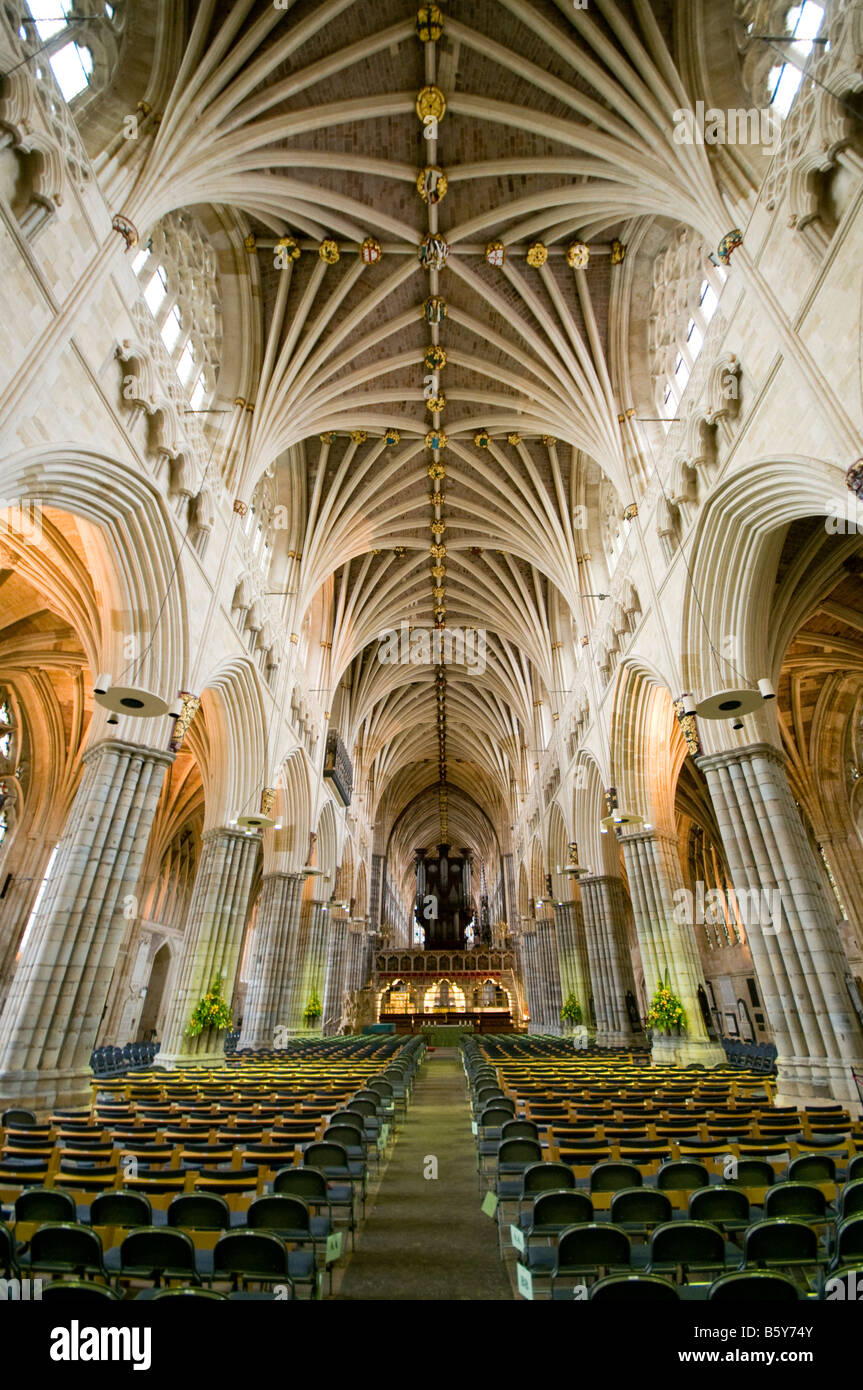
[132,210,222,411]
[766,3,826,117]
[0,691,20,851]
[243,469,276,567]
[14,1,126,105]
[16,842,58,956]
[600,476,630,572]
[0,695,12,763]
[649,226,728,422]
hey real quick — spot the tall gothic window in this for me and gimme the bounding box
[132,210,222,412]
[0,696,12,762]
[16,0,125,105]
[243,469,276,568]
[649,227,728,422]
[768,3,825,117]
[16,844,58,957]
[0,695,15,848]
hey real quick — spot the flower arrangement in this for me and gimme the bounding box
[645,970,687,1034]
[303,991,323,1024]
[560,993,583,1027]
[187,977,233,1037]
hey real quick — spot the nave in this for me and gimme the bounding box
[1,0,863,1340]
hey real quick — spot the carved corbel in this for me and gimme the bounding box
[192,484,215,536]
[705,353,742,433]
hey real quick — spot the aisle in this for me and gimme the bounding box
[334,1049,512,1301]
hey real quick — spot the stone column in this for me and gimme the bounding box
[520,919,543,1032]
[156,828,258,1068]
[554,899,592,1027]
[238,872,304,1049]
[360,926,376,992]
[817,831,863,956]
[345,925,364,994]
[0,739,172,1109]
[528,915,561,1032]
[282,900,328,1030]
[0,835,59,1008]
[580,875,638,1046]
[370,854,385,927]
[620,830,725,1066]
[322,914,349,1034]
[698,743,863,1104]
[503,854,517,927]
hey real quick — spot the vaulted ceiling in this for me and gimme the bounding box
[119,0,742,885]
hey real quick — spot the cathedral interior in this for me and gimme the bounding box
[1,0,863,1315]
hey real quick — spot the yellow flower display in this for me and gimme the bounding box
[644,971,687,1034]
[187,977,233,1037]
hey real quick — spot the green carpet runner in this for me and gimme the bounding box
[335,1050,512,1300]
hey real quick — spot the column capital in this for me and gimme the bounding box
[201,825,262,846]
[82,737,175,771]
[618,828,674,850]
[695,741,785,774]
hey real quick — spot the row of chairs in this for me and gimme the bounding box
[226,1036,407,1062]
[0,1037,427,1298]
[722,1040,778,1073]
[463,1037,863,1300]
[90,1043,160,1077]
[1,1040,427,1192]
[512,1215,863,1299]
[0,1091,410,1207]
[508,1166,863,1236]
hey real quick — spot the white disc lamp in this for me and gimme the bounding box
[93,674,169,719]
[600,809,644,831]
[695,689,764,720]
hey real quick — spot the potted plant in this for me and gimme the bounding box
[560,992,584,1028]
[303,991,323,1026]
[187,976,233,1038]
[645,970,687,1035]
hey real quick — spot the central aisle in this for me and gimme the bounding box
[335,1049,513,1301]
